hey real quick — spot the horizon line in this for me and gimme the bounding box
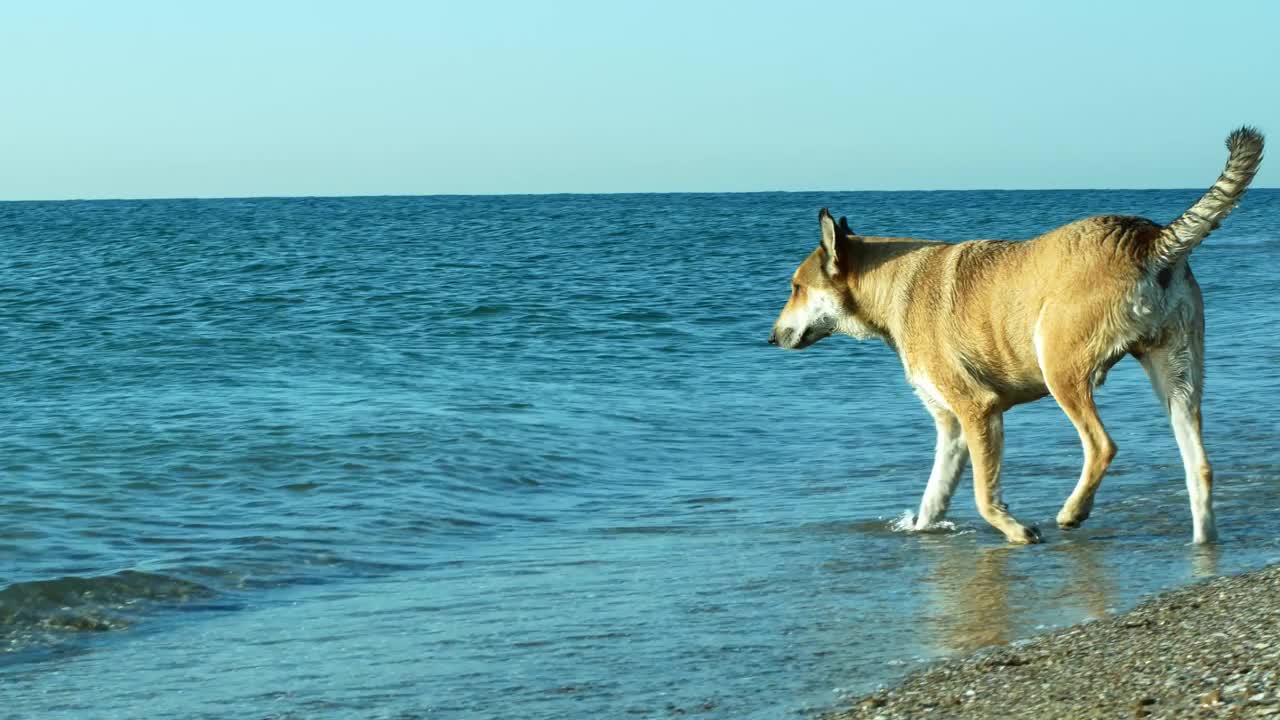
[2,186,1276,204]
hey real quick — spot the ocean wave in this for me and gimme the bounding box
[0,570,213,648]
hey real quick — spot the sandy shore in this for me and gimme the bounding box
[835,563,1280,719]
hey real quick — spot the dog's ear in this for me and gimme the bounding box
[818,208,846,276]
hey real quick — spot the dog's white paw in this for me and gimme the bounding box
[1056,498,1094,530]
[1008,525,1043,545]
[1056,513,1082,530]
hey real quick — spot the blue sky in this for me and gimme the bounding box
[2,1,1276,200]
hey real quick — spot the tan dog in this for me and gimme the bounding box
[769,128,1264,544]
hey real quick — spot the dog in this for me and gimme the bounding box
[769,128,1264,544]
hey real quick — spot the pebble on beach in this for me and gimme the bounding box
[834,564,1280,719]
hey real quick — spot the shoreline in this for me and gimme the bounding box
[834,562,1280,719]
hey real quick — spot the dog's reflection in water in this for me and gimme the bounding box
[916,539,1111,655]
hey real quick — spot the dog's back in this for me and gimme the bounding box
[892,214,1168,403]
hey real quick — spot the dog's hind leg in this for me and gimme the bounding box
[1047,374,1117,530]
[957,407,1041,544]
[913,408,968,529]
[1033,310,1118,531]
[1138,341,1216,543]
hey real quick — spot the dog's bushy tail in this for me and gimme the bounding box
[1148,126,1264,268]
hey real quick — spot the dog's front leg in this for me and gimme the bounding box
[913,409,968,529]
[958,408,1042,544]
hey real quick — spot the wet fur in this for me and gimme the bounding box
[769,128,1265,544]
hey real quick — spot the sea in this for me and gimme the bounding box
[2,189,1278,719]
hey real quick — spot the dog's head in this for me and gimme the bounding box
[768,208,858,350]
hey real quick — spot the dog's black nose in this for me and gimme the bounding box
[768,330,778,346]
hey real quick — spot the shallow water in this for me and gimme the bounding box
[2,190,1278,718]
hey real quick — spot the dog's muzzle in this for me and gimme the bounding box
[769,326,830,350]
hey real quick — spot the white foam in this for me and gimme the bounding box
[888,510,967,534]
[889,510,916,532]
